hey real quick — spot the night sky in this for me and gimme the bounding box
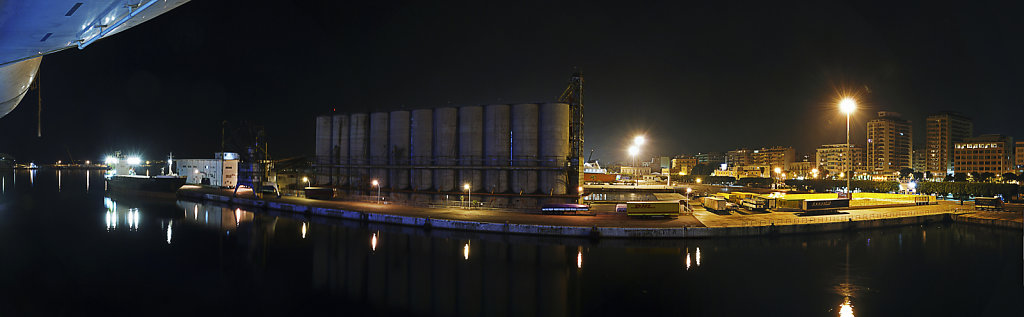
[1,0,1022,163]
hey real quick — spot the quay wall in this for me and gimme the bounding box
[179,189,1013,239]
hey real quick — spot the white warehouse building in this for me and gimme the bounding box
[176,152,240,188]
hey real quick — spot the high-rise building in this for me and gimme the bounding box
[751,146,795,171]
[953,134,1015,175]
[867,111,913,175]
[925,112,973,175]
[913,148,926,172]
[1017,141,1024,174]
[726,149,753,167]
[816,144,866,177]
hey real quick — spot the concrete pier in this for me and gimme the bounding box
[177,186,1021,238]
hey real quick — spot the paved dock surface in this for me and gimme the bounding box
[693,201,968,227]
[176,187,1024,232]
[180,187,707,228]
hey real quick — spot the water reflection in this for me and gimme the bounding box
[463,242,470,260]
[104,197,141,231]
[166,220,173,244]
[695,246,702,267]
[839,297,855,317]
[577,246,583,270]
[301,222,308,239]
[371,232,378,251]
[174,201,254,233]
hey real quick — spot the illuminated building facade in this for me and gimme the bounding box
[925,112,973,175]
[726,149,752,167]
[694,152,725,166]
[816,144,866,176]
[953,134,1015,174]
[867,111,913,175]
[1017,141,1024,174]
[750,146,795,171]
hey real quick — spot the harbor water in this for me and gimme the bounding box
[0,170,1021,316]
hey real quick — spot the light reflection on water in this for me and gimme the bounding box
[0,170,1020,316]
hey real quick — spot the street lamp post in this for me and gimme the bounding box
[464,183,471,209]
[629,145,639,187]
[840,97,857,197]
[773,167,782,189]
[630,135,645,188]
[371,179,380,204]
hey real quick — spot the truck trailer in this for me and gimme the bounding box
[702,196,729,212]
[626,201,680,217]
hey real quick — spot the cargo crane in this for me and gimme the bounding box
[559,71,584,196]
[223,121,280,198]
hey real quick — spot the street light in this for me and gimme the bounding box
[628,145,640,187]
[371,179,380,204]
[301,176,310,197]
[464,183,472,209]
[840,97,857,197]
[633,135,645,146]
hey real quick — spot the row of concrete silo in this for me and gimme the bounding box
[314,103,573,195]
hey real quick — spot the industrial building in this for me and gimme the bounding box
[816,144,866,176]
[925,112,973,175]
[313,103,583,208]
[177,152,240,188]
[953,134,1015,174]
[867,111,913,175]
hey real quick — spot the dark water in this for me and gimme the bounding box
[1,170,1021,316]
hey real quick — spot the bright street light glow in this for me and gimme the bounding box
[774,167,782,174]
[302,176,309,183]
[696,178,702,183]
[371,179,379,186]
[628,146,639,156]
[686,187,692,193]
[464,183,471,190]
[633,135,645,145]
[839,97,857,114]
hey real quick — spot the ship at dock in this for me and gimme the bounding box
[105,152,186,193]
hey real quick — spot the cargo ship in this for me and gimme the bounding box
[105,152,186,193]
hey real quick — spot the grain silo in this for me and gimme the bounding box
[538,102,569,195]
[433,107,458,192]
[348,113,369,187]
[484,104,510,193]
[410,109,433,191]
[388,110,410,190]
[369,112,389,188]
[458,106,484,192]
[510,103,538,194]
[331,114,349,186]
